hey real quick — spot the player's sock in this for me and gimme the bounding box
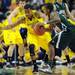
[65,55,70,63]
[33,60,38,72]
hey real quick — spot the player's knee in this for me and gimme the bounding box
[20,28,27,39]
[38,51,45,60]
[40,47,46,54]
[38,48,47,60]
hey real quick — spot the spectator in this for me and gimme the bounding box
[31,0,44,5]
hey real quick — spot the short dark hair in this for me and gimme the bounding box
[24,4,33,9]
[45,3,54,13]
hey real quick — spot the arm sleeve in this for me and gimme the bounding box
[59,14,70,26]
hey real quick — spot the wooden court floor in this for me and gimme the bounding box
[0,65,75,75]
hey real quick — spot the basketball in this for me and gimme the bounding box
[33,23,45,35]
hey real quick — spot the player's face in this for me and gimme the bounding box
[25,9,33,19]
[19,1,26,8]
[43,8,50,16]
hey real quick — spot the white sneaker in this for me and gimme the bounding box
[56,60,62,65]
[38,64,52,73]
[38,60,45,68]
[6,62,10,66]
[12,61,18,64]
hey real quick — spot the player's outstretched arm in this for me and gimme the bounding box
[0,17,25,30]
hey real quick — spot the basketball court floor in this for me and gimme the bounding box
[0,65,75,75]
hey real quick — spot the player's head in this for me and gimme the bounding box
[17,0,26,7]
[44,3,54,15]
[24,4,34,19]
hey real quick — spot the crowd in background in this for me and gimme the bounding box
[0,0,74,21]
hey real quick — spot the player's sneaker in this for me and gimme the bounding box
[38,64,52,73]
[6,62,13,68]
